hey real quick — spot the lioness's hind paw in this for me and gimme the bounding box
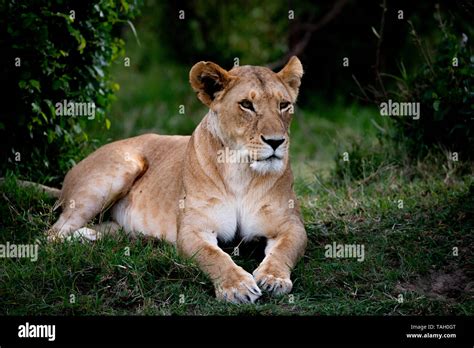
[68,227,102,242]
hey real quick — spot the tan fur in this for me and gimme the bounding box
[49,57,307,303]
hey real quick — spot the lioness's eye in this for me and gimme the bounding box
[239,99,255,112]
[280,101,291,110]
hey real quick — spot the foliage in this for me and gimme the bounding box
[389,22,474,158]
[141,0,288,67]
[137,0,473,104]
[0,0,142,183]
[334,139,388,183]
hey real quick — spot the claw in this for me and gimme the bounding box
[245,283,262,296]
[215,270,262,304]
[257,276,268,287]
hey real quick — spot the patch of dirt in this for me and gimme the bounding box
[396,268,473,301]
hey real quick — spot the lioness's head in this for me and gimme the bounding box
[190,57,303,175]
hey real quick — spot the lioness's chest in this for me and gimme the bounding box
[210,195,267,243]
[210,167,273,242]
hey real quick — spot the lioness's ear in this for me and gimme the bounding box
[189,61,233,107]
[277,56,304,101]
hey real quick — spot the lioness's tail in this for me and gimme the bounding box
[0,178,61,198]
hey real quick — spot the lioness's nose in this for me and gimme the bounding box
[261,136,285,150]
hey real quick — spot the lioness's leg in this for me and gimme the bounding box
[48,149,147,241]
[253,220,307,296]
[177,225,262,304]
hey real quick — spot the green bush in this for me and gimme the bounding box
[389,23,473,158]
[0,0,142,183]
[145,1,288,66]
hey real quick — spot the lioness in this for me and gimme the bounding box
[49,57,307,303]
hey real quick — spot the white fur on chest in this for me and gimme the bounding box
[213,197,264,243]
[214,164,265,242]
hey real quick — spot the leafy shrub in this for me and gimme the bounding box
[0,0,142,183]
[144,1,289,66]
[389,22,473,158]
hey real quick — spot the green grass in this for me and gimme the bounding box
[1,155,472,315]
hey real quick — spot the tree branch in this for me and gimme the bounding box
[268,0,351,70]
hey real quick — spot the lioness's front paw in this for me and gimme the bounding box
[215,267,262,304]
[253,265,293,296]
